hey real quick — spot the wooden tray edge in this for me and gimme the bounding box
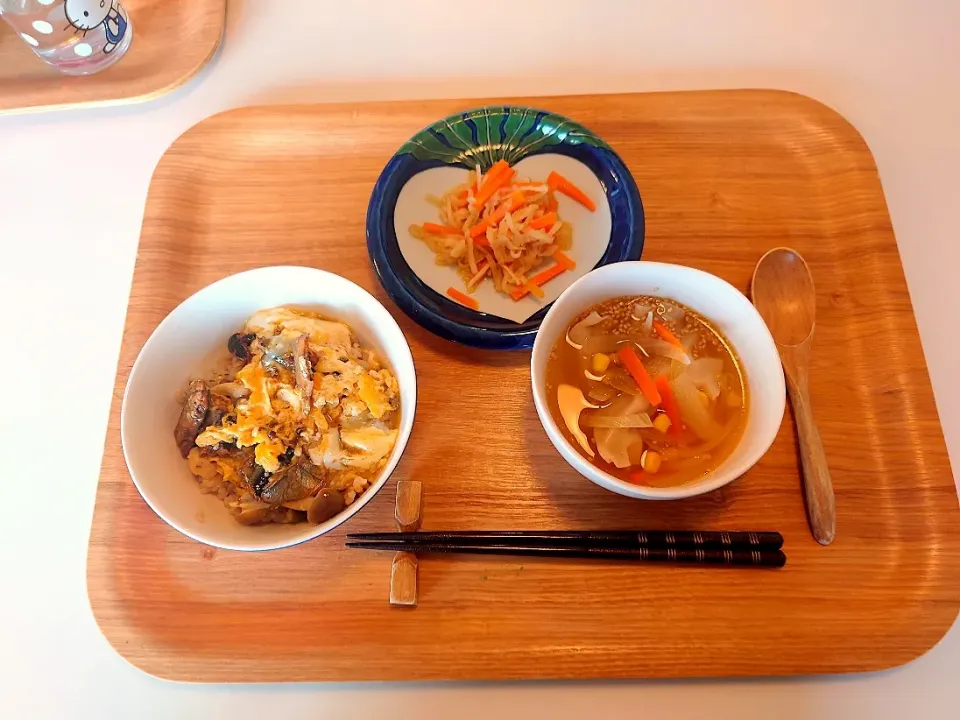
[167,87,875,148]
[83,602,960,683]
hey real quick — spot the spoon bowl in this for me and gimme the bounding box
[752,248,836,545]
[752,248,817,347]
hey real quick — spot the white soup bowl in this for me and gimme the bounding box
[531,261,784,500]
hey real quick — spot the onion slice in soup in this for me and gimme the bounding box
[594,392,651,417]
[632,303,652,321]
[583,394,653,428]
[586,383,618,403]
[686,357,724,399]
[594,427,644,469]
[582,413,653,429]
[669,372,722,440]
[566,311,604,349]
[601,366,642,395]
[581,334,691,365]
[636,337,691,365]
[661,303,685,324]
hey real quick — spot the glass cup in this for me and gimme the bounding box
[0,0,132,76]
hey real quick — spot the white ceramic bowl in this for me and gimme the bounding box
[531,261,784,500]
[121,266,417,550]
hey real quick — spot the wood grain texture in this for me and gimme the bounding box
[86,91,960,682]
[0,0,225,115]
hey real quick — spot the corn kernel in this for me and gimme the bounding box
[591,352,611,374]
[653,414,672,434]
[641,450,662,474]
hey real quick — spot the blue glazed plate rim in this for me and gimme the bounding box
[366,105,645,350]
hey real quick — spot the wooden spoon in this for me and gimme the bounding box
[751,248,836,545]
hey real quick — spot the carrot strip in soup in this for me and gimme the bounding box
[423,222,462,235]
[547,171,596,212]
[446,287,480,310]
[552,249,576,270]
[618,345,662,405]
[528,212,558,230]
[655,376,682,434]
[652,320,684,350]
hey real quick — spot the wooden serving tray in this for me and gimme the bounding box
[0,0,225,115]
[87,91,960,682]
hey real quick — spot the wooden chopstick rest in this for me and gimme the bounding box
[389,480,422,607]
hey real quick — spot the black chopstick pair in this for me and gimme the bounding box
[347,530,786,568]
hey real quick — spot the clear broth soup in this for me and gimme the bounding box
[545,296,748,487]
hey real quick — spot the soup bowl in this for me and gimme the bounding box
[121,266,417,551]
[531,261,785,500]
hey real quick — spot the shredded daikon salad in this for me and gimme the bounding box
[408,160,596,311]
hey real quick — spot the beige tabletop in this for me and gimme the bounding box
[1,1,957,718]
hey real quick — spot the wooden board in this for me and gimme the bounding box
[86,91,960,682]
[0,0,225,115]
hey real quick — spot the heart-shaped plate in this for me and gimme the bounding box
[366,106,644,350]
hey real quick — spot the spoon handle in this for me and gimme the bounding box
[781,347,836,545]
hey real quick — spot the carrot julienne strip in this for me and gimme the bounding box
[422,222,462,235]
[473,162,513,208]
[528,261,568,287]
[552,249,576,270]
[528,212,558,230]
[509,262,568,300]
[547,171,596,211]
[446,287,479,310]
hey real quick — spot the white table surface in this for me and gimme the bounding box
[2,1,958,718]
